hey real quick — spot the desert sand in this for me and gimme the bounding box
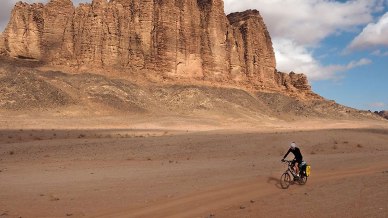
[1,116,387,218]
[1,1,387,217]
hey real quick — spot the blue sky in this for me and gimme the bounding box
[1,0,387,111]
[224,0,388,111]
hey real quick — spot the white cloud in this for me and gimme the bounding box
[0,0,91,32]
[348,58,372,67]
[348,12,388,50]
[0,1,20,32]
[274,38,372,80]
[273,39,321,78]
[367,102,386,108]
[224,0,383,81]
[325,58,372,73]
[372,49,388,56]
[225,0,380,45]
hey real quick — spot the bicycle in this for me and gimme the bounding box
[280,159,308,189]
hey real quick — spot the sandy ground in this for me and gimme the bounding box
[1,118,388,218]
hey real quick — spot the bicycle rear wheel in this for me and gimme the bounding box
[280,172,291,189]
[298,174,308,185]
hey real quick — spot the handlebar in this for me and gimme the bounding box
[281,159,293,164]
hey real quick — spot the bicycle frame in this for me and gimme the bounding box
[283,160,298,178]
[280,160,307,189]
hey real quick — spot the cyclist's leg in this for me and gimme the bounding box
[291,159,297,175]
[295,159,302,175]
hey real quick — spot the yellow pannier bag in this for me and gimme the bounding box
[306,165,311,177]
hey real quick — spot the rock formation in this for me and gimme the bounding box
[374,111,388,120]
[0,33,4,55]
[0,0,314,96]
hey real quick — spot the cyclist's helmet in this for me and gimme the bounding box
[290,142,296,149]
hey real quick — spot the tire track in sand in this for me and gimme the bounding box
[95,163,388,218]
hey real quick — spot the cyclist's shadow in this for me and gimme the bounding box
[267,176,283,189]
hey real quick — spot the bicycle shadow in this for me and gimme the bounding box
[267,176,283,189]
[267,176,303,189]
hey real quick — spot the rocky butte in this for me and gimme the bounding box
[0,0,316,98]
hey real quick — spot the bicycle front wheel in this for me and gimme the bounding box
[280,172,291,189]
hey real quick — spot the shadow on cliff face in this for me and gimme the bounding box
[197,0,212,11]
[0,55,45,69]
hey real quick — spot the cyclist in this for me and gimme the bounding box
[282,142,303,177]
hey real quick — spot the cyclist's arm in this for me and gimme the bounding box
[283,148,291,159]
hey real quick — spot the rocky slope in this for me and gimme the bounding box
[0,58,378,121]
[0,0,314,98]
[375,111,388,120]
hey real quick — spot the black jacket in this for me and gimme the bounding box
[283,147,303,160]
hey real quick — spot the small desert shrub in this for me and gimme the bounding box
[50,195,60,201]
[332,144,338,150]
[357,144,363,148]
[9,151,14,155]
[343,141,349,144]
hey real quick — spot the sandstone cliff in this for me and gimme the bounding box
[0,0,314,97]
[0,33,4,55]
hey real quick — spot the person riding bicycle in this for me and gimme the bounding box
[282,142,303,177]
